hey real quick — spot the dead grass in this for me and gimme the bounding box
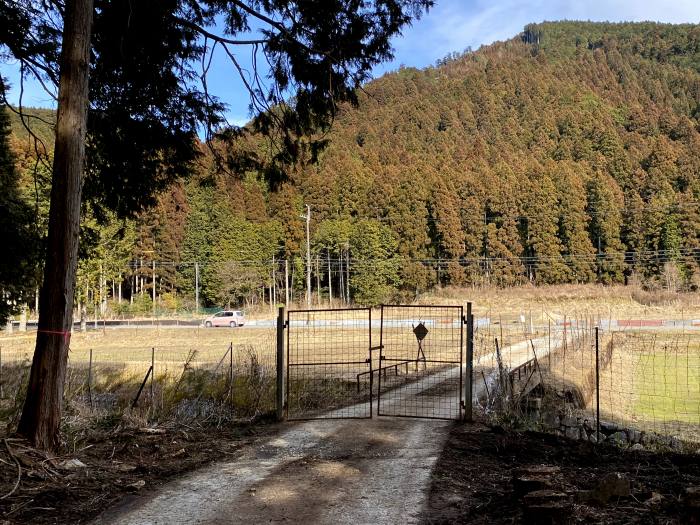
[419,283,700,323]
[0,326,276,366]
[0,327,279,427]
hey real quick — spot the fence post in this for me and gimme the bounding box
[228,342,234,408]
[276,306,286,421]
[595,327,600,442]
[545,321,552,371]
[464,302,474,423]
[0,345,3,399]
[150,347,155,409]
[88,348,93,411]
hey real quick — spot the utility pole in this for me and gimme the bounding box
[301,205,312,308]
[194,261,199,314]
[99,263,104,315]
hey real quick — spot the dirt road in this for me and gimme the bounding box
[98,417,451,524]
[99,338,555,525]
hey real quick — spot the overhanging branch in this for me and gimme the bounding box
[171,15,269,46]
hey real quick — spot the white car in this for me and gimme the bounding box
[204,310,245,328]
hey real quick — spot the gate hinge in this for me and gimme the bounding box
[284,320,289,329]
[462,315,469,325]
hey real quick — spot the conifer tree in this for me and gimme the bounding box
[587,172,625,283]
[0,104,40,322]
[553,163,596,282]
[523,170,568,284]
[349,219,401,306]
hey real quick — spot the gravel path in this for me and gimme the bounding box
[99,337,558,525]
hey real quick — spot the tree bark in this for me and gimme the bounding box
[17,0,93,450]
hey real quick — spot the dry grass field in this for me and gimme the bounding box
[420,283,700,324]
[0,326,279,420]
[0,326,277,366]
[1,284,699,438]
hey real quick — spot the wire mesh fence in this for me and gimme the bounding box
[0,327,277,423]
[377,305,463,419]
[473,320,700,446]
[596,331,700,443]
[2,307,699,446]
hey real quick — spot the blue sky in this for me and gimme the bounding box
[2,0,700,125]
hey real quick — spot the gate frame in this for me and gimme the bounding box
[277,303,474,422]
[284,307,373,420]
[376,304,466,421]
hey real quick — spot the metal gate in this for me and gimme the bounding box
[377,305,464,420]
[286,308,374,420]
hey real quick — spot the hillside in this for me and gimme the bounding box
[7,106,55,163]
[8,21,700,308]
[196,20,700,303]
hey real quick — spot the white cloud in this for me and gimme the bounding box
[227,116,251,128]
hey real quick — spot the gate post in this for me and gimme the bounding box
[276,305,286,421]
[464,302,474,422]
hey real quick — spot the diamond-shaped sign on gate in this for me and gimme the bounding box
[413,322,429,342]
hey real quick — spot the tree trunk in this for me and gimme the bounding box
[17,0,93,450]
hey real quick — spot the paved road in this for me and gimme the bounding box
[8,317,700,333]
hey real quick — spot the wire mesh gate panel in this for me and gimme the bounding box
[378,305,464,419]
[286,308,373,420]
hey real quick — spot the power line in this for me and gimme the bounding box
[121,246,700,270]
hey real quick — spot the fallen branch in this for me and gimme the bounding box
[1,439,22,501]
[4,498,33,517]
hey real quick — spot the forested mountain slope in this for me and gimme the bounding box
[8,21,700,308]
[264,21,700,297]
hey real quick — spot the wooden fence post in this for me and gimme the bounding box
[595,327,600,441]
